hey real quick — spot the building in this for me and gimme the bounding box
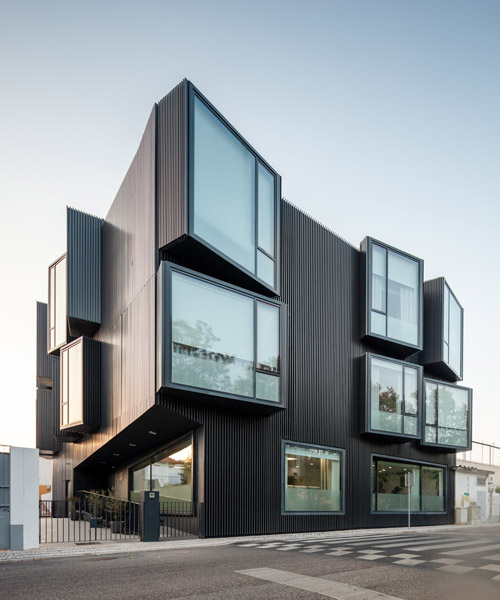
[456,441,500,522]
[35,79,473,537]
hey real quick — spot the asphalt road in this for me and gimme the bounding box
[2,527,500,600]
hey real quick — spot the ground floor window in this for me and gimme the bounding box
[283,441,343,513]
[372,457,445,512]
[130,436,192,504]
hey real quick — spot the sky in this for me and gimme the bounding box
[0,1,499,448]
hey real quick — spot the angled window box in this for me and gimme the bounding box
[157,80,280,295]
[422,378,472,451]
[60,337,101,433]
[157,262,286,414]
[363,354,422,440]
[47,208,103,355]
[419,277,463,381]
[361,237,423,357]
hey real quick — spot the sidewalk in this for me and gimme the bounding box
[1,522,499,563]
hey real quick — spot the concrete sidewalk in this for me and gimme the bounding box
[1,522,499,563]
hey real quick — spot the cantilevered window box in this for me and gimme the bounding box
[360,237,424,358]
[362,353,422,440]
[419,278,463,382]
[157,262,286,414]
[422,378,472,451]
[156,80,281,296]
[48,208,103,354]
[60,336,101,433]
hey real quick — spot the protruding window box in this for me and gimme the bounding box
[157,80,280,296]
[361,237,423,358]
[48,208,103,355]
[419,278,463,381]
[363,354,422,440]
[60,337,101,433]
[422,378,472,451]
[157,262,286,414]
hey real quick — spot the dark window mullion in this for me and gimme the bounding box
[385,248,389,336]
[254,157,258,276]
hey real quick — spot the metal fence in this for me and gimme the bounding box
[159,501,203,539]
[40,492,141,544]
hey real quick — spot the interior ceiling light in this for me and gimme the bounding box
[113,453,120,457]
[129,443,136,447]
[148,430,157,435]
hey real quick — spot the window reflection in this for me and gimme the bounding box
[48,255,67,352]
[130,437,192,504]
[443,283,463,377]
[285,443,342,512]
[369,356,419,437]
[170,270,281,403]
[425,381,470,448]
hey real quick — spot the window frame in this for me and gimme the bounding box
[47,253,67,354]
[59,337,84,430]
[442,281,464,380]
[158,261,287,411]
[421,377,472,451]
[187,83,281,294]
[364,353,422,441]
[281,440,345,515]
[363,237,424,352]
[371,454,448,515]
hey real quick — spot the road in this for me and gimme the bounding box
[2,526,500,600]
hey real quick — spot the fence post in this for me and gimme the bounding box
[139,491,159,542]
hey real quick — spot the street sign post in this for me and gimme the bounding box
[405,471,415,530]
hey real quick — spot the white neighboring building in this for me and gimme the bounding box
[456,441,500,523]
[0,445,39,550]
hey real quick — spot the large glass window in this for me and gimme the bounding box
[60,340,83,429]
[368,241,421,347]
[443,283,463,377]
[170,269,281,404]
[284,442,343,512]
[193,95,277,288]
[130,437,192,504]
[372,457,445,512]
[368,356,420,437]
[48,255,67,352]
[424,380,471,448]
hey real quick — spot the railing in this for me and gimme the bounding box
[159,501,203,539]
[39,492,141,544]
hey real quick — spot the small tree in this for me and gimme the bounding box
[495,486,500,494]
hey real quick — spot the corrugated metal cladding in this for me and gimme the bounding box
[67,207,103,329]
[36,302,52,381]
[45,107,158,481]
[157,200,456,537]
[36,358,61,455]
[157,79,187,249]
[420,277,444,368]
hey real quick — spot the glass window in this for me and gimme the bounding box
[169,269,281,404]
[48,255,67,352]
[284,443,342,512]
[368,356,420,437]
[373,458,445,513]
[443,283,463,377]
[192,95,277,287]
[424,380,470,448]
[130,437,192,505]
[60,340,83,428]
[368,241,421,347]
[172,272,254,397]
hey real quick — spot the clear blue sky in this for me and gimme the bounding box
[1,0,499,447]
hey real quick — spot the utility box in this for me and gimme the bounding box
[0,446,39,550]
[139,490,159,542]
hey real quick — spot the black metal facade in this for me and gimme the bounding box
[37,79,467,537]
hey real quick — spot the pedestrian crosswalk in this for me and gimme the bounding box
[236,532,500,581]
